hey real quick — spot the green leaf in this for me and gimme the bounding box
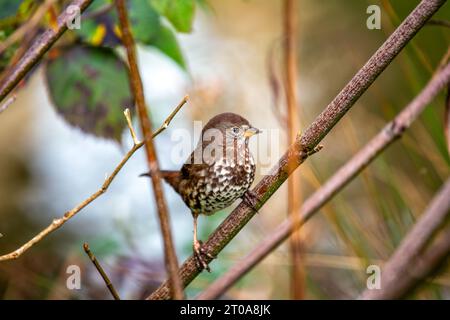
[45,46,134,142]
[77,0,160,47]
[150,0,195,33]
[128,0,161,43]
[88,237,122,256]
[150,24,186,68]
[0,0,23,20]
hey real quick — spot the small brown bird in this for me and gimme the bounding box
[142,112,260,271]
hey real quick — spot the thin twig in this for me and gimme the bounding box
[359,178,450,299]
[147,0,446,300]
[81,2,114,20]
[83,242,120,300]
[427,19,450,28]
[283,0,304,299]
[267,38,287,127]
[299,0,446,148]
[196,62,450,300]
[124,108,139,145]
[0,0,94,103]
[445,83,450,154]
[0,98,187,262]
[115,0,184,300]
[0,95,16,114]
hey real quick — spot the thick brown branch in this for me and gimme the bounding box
[0,0,57,55]
[147,0,446,300]
[360,178,450,299]
[83,242,121,300]
[0,0,93,103]
[115,0,184,300]
[196,62,450,300]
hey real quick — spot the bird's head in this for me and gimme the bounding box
[201,112,261,147]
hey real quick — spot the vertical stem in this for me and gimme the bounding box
[193,213,199,246]
[283,0,304,299]
[115,0,184,300]
[147,0,446,300]
[83,243,121,300]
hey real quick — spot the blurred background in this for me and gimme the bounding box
[0,0,449,299]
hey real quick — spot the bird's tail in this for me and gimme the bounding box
[140,170,181,194]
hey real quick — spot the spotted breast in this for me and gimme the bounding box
[182,148,256,215]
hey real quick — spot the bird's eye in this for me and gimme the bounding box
[232,127,240,134]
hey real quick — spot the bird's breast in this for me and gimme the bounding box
[183,154,256,215]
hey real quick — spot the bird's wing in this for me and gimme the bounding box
[180,151,210,180]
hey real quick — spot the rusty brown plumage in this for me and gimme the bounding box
[142,112,260,271]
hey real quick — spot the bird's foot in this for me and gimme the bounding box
[241,190,260,214]
[193,240,215,272]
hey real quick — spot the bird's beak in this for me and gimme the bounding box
[244,127,261,138]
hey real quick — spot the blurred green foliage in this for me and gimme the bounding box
[0,0,35,71]
[1,0,449,300]
[76,0,187,68]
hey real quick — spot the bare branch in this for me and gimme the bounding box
[0,98,187,262]
[115,0,184,300]
[267,39,287,127]
[360,178,450,299]
[196,62,450,300]
[0,0,94,103]
[299,0,447,148]
[147,0,446,300]
[81,2,114,20]
[151,95,189,138]
[437,47,450,72]
[83,242,120,300]
[124,108,139,145]
[427,19,450,28]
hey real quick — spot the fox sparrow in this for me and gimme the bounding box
[142,112,260,271]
